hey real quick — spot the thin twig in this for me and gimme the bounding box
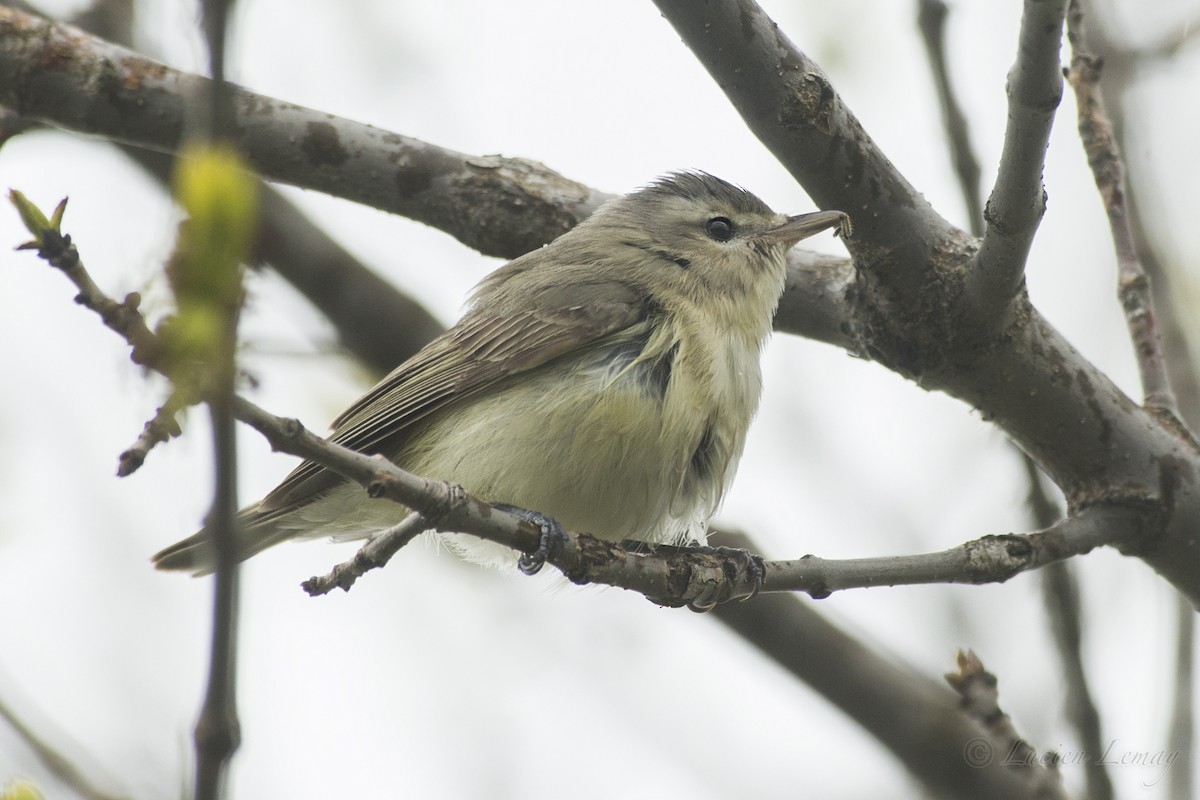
[917,0,983,236]
[1086,11,1200,785]
[1170,591,1195,800]
[1022,458,1115,800]
[190,2,243,797]
[1040,561,1114,800]
[0,692,126,800]
[193,398,240,800]
[765,506,1140,597]
[945,650,1067,799]
[967,0,1069,326]
[1066,1,1177,414]
[117,391,185,476]
[303,512,426,595]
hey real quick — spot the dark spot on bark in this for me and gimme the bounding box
[782,72,836,136]
[394,162,433,196]
[1075,368,1094,398]
[302,121,348,167]
[738,4,756,43]
[1085,394,1112,446]
[1158,456,1187,515]
[1075,371,1108,448]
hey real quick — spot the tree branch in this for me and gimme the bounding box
[945,650,1067,798]
[713,564,1062,800]
[1023,459,1115,800]
[0,691,125,800]
[776,250,858,352]
[183,6,247,792]
[650,0,956,306]
[0,5,878,368]
[913,6,1117,788]
[16,203,1152,611]
[967,0,1068,327]
[0,0,447,376]
[129,146,447,375]
[641,1,1200,611]
[0,6,611,261]
[1066,2,1177,414]
[117,392,184,477]
[917,0,984,236]
[765,506,1139,597]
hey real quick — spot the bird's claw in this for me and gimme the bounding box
[686,545,765,612]
[619,541,765,611]
[493,504,566,575]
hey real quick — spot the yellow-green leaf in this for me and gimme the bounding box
[170,143,258,309]
[1,778,46,800]
[8,190,67,249]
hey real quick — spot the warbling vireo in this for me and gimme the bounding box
[154,172,849,572]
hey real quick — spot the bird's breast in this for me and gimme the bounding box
[403,319,765,553]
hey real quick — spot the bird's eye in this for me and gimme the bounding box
[705,216,736,242]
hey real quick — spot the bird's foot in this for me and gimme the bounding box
[618,541,765,610]
[494,504,567,575]
[687,546,765,611]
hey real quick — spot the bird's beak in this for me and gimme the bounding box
[760,210,852,246]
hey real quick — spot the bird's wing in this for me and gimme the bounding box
[257,278,646,513]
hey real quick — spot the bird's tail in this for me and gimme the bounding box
[152,505,298,575]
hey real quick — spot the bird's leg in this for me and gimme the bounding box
[493,504,567,575]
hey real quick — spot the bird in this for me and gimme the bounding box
[153,171,849,574]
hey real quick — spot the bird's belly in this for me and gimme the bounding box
[408,363,706,550]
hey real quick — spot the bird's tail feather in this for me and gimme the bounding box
[152,505,296,575]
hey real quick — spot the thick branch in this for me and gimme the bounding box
[0,5,876,368]
[0,0,446,375]
[0,6,610,260]
[714,565,1062,800]
[776,250,857,352]
[127,147,446,375]
[651,0,955,302]
[967,0,1068,326]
